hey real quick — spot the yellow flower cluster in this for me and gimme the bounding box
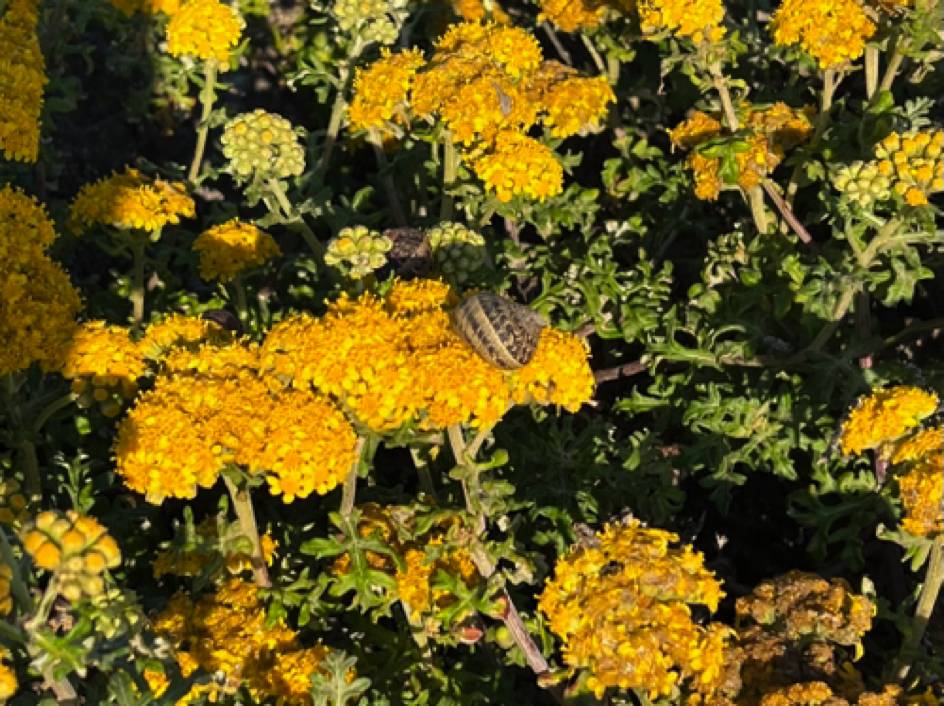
[0,648,15,702]
[333,504,480,616]
[61,321,146,407]
[735,571,880,702]
[0,563,12,615]
[261,279,594,432]
[537,519,732,699]
[0,0,46,162]
[892,426,942,464]
[0,479,29,528]
[452,0,511,23]
[68,166,195,234]
[897,455,943,537]
[349,22,615,202]
[839,386,939,456]
[538,0,612,32]
[638,0,726,42]
[872,130,944,207]
[756,682,901,706]
[138,313,234,361]
[153,517,278,578]
[20,510,121,601]
[770,0,875,68]
[115,341,357,502]
[147,579,335,703]
[0,187,82,377]
[110,0,180,15]
[669,104,816,200]
[166,0,243,65]
[193,219,281,281]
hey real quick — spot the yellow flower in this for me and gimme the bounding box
[153,517,278,578]
[512,328,594,412]
[537,0,609,32]
[0,0,47,162]
[193,219,281,281]
[151,579,337,702]
[638,0,726,42]
[770,0,875,68]
[166,0,243,65]
[68,167,195,234]
[0,187,82,377]
[537,71,615,138]
[688,152,723,200]
[349,48,426,131]
[870,130,943,206]
[898,453,943,538]
[61,321,146,395]
[538,519,731,699]
[0,478,29,528]
[472,131,563,202]
[110,0,180,14]
[138,313,234,361]
[669,111,724,149]
[0,562,13,616]
[436,22,543,79]
[452,0,511,23]
[0,648,16,701]
[892,426,942,464]
[839,386,939,456]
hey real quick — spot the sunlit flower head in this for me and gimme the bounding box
[61,321,146,396]
[221,109,306,182]
[638,0,726,42]
[68,167,195,234]
[839,386,939,456]
[166,0,243,65]
[872,129,943,207]
[512,328,594,412]
[535,69,615,138]
[452,0,511,23]
[110,0,181,15]
[538,519,732,699]
[138,313,234,361]
[472,130,563,202]
[0,478,29,528]
[193,219,281,281]
[770,0,875,68]
[538,0,609,32]
[349,48,426,131]
[898,452,943,538]
[892,426,943,465]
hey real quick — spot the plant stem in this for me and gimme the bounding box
[223,475,271,588]
[441,131,458,222]
[410,447,439,502]
[865,46,879,99]
[129,234,148,339]
[315,37,365,176]
[540,22,572,66]
[231,275,250,328]
[877,38,911,96]
[341,436,367,518]
[368,128,408,227]
[762,180,821,254]
[188,60,217,184]
[32,393,75,434]
[895,535,943,683]
[710,62,740,131]
[266,178,331,261]
[581,34,606,75]
[446,425,550,676]
[746,186,768,234]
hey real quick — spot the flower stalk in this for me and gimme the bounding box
[129,232,149,339]
[341,436,367,518]
[441,131,458,222]
[188,59,218,184]
[223,475,271,588]
[895,535,943,682]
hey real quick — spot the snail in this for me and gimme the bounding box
[376,227,433,281]
[451,293,547,370]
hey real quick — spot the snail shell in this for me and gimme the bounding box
[377,227,433,281]
[451,293,547,370]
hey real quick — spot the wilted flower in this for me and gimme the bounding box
[538,519,733,699]
[839,386,939,456]
[193,219,281,281]
[166,0,243,64]
[68,167,195,234]
[770,0,875,68]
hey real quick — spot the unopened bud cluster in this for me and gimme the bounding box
[221,109,306,182]
[833,161,892,206]
[90,589,143,639]
[325,226,393,279]
[0,479,29,527]
[20,510,121,601]
[427,222,487,284]
[836,129,943,208]
[331,0,409,45]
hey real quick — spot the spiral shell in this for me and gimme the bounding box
[451,293,547,370]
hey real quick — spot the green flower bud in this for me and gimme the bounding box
[221,109,306,183]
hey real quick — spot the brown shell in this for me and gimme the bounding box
[451,293,547,370]
[377,227,433,281]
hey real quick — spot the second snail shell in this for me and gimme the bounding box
[451,293,547,370]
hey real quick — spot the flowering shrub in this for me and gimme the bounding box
[0,0,941,702]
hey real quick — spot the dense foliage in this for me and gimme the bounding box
[0,0,941,703]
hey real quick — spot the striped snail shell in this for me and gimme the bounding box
[451,293,547,370]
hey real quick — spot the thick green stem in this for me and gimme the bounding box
[368,128,408,227]
[877,38,910,96]
[188,60,218,184]
[223,476,271,588]
[441,131,458,222]
[710,63,740,131]
[895,536,943,682]
[231,275,250,328]
[129,235,148,339]
[865,46,879,99]
[341,436,367,518]
[746,186,768,234]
